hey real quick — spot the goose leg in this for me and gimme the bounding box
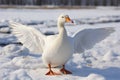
[60,65,72,74]
[46,64,61,75]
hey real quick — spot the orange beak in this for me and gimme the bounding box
[65,17,74,23]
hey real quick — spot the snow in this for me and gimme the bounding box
[0,7,120,80]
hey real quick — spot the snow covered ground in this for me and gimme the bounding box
[0,7,120,80]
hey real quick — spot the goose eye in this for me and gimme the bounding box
[62,16,64,18]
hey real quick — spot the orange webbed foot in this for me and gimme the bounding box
[46,64,61,76]
[46,70,61,75]
[60,65,72,74]
[60,68,72,74]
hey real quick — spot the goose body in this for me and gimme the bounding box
[9,14,114,75]
[43,28,73,67]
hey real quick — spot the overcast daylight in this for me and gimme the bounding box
[0,0,120,80]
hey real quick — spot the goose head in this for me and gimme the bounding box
[58,14,73,26]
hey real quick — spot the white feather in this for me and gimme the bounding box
[9,22,46,54]
[73,27,115,53]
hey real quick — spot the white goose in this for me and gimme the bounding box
[9,14,114,75]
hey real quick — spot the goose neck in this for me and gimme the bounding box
[57,22,67,37]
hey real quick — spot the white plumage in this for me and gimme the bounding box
[9,14,114,75]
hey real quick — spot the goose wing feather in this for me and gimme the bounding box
[72,27,115,53]
[9,22,46,54]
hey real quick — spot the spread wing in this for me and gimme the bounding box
[9,22,46,54]
[72,27,115,53]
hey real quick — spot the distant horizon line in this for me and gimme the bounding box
[0,5,119,9]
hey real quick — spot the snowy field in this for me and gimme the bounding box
[0,7,120,80]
